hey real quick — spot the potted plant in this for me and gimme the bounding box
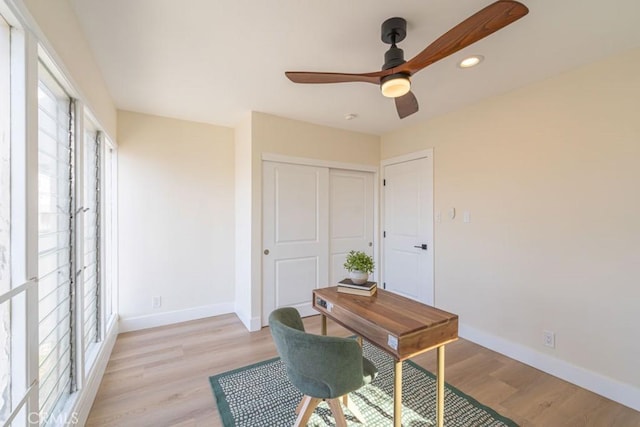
[343,250,375,284]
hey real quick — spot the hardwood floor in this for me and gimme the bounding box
[86,314,640,427]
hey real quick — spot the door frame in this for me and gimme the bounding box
[260,153,379,323]
[380,149,435,304]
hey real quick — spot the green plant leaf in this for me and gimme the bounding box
[343,250,375,274]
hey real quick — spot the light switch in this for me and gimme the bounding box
[463,211,470,223]
[436,212,442,223]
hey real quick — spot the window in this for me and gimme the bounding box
[103,145,115,322]
[36,63,117,425]
[1,13,12,424]
[37,64,74,421]
[1,12,38,426]
[82,120,101,367]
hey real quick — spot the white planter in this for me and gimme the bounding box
[349,270,369,285]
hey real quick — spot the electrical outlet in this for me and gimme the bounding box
[543,330,555,348]
[152,296,162,309]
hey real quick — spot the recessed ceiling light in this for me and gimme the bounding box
[458,55,484,68]
[344,113,358,121]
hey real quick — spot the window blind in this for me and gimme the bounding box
[37,68,74,422]
[82,128,100,360]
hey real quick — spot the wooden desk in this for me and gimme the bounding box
[313,286,458,427]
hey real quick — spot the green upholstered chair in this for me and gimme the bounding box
[269,307,378,427]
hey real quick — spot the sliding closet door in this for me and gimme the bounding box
[329,169,374,284]
[262,162,329,325]
[262,162,376,325]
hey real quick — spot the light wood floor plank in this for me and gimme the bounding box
[86,314,640,426]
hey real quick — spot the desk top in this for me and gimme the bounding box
[313,286,458,360]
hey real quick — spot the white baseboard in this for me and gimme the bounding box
[234,306,262,332]
[70,317,119,426]
[119,302,234,332]
[459,323,640,412]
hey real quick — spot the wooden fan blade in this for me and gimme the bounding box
[285,70,391,85]
[397,1,529,75]
[395,91,419,119]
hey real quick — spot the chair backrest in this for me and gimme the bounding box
[269,307,365,399]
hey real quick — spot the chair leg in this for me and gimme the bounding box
[294,396,320,427]
[327,398,348,427]
[343,394,366,424]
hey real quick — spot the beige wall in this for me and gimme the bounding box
[252,112,381,165]
[22,0,116,138]
[235,112,380,329]
[381,48,640,395]
[234,113,253,327]
[118,111,235,324]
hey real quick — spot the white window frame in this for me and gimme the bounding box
[0,6,40,425]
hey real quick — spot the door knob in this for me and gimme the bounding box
[413,244,427,250]
[264,249,270,255]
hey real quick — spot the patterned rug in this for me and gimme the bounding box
[209,341,518,426]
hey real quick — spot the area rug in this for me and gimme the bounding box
[209,341,518,426]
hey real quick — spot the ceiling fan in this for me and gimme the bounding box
[285,1,529,119]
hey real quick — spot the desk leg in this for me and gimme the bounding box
[437,345,445,427]
[321,315,327,336]
[394,360,402,427]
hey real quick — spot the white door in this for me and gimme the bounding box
[329,170,375,284]
[383,155,434,305]
[262,162,329,325]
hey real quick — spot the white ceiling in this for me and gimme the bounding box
[70,0,640,136]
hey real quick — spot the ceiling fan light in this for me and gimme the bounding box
[381,76,410,98]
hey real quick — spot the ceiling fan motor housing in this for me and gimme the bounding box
[383,46,406,70]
